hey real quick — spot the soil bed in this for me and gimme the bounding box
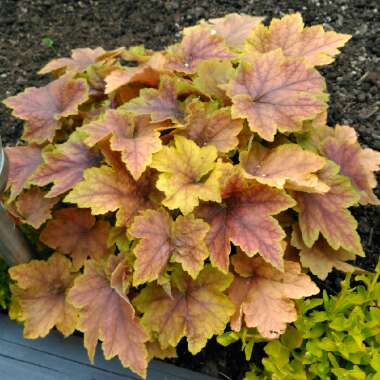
[0,1,379,379]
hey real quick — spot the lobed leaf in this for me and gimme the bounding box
[9,254,77,338]
[3,75,89,143]
[68,257,148,377]
[151,136,223,214]
[196,165,295,271]
[246,13,351,66]
[129,209,209,284]
[5,145,43,201]
[229,251,319,339]
[226,49,326,141]
[134,266,234,354]
[40,208,110,269]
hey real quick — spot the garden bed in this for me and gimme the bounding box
[0,1,379,380]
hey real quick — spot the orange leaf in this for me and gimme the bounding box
[9,254,78,338]
[196,165,295,271]
[129,209,209,284]
[229,251,319,339]
[68,257,148,377]
[4,75,89,143]
[226,49,325,141]
[40,208,110,269]
[5,145,43,201]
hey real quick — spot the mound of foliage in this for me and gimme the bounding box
[2,13,380,378]
[239,263,380,380]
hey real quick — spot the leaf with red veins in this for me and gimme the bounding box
[40,208,110,270]
[9,254,78,338]
[105,53,165,93]
[206,13,264,48]
[38,47,106,74]
[3,75,89,143]
[240,142,328,192]
[246,13,351,67]
[14,188,59,229]
[31,133,100,198]
[82,110,162,180]
[229,251,319,339]
[320,125,380,205]
[196,165,295,271]
[291,225,358,280]
[5,145,43,201]
[64,163,155,227]
[129,209,209,285]
[68,258,148,378]
[166,27,234,74]
[226,49,326,141]
[178,102,243,153]
[294,161,363,255]
[121,76,184,123]
[134,266,234,354]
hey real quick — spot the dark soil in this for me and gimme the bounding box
[0,1,379,379]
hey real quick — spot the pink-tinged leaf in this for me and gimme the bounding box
[134,266,234,354]
[121,76,184,122]
[40,208,110,270]
[206,13,264,48]
[68,258,148,378]
[291,225,359,280]
[240,142,328,192]
[14,188,59,229]
[196,165,295,271]
[166,27,234,73]
[5,145,43,201]
[9,254,78,338]
[226,49,326,141]
[179,102,243,152]
[294,161,364,255]
[3,75,89,143]
[229,251,319,339]
[129,209,209,285]
[247,13,351,66]
[82,110,162,180]
[320,125,380,205]
[31,132,100,197]
[38,47,106,74]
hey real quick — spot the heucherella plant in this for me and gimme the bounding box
[2,13,379,378]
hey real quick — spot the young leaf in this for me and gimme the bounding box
[14,188,59,228]
[246,13,351,66]
[196,165,295,271]
[40,208,110,269]
[206,13,264,48]
[134,266,234,354]
[82,111,162,180]
[31,132,100,197]
[68,257,148,378]
[5,145,43,201]
[121,76,184,123]
[320,125,380,205]
[129,209,209,284]
[291,225,358,280]
[9,254,78,338]
[166,27,233,73]
[229,251,319,339]
[3,75,89,143]
[151,136,223,214]
[240,142,328,192]
[178,102,243,152]
[226,49,325,141]
[38,47,106,74]
[294,161,364,255]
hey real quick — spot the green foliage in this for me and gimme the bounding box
[0,257,10,310]
[241,263,380,380]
